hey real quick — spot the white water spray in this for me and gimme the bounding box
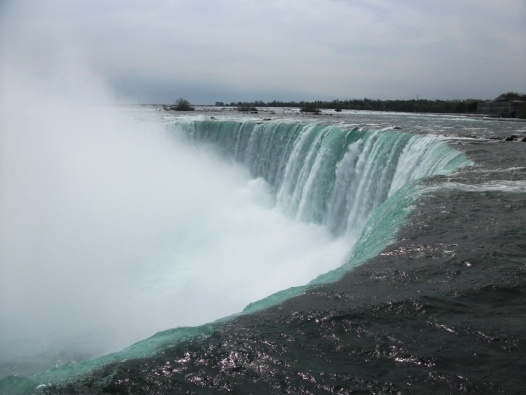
[0,24,350,381]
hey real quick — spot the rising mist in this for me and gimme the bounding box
[0,16,349,378]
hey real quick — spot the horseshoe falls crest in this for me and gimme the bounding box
[176,119,468,303]
[178,120,465,239]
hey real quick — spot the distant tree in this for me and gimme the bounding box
[174,98,194,111]
[495,92,526,102]
[237,103,258,112]
[300,102,320,113]
[332,99,343,112]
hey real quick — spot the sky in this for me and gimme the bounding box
[0,0,525,104]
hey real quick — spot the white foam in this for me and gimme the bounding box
[424,180,526,193]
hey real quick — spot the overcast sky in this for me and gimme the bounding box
[1,0,525,104]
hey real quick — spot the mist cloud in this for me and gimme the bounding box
[0,8,349,377]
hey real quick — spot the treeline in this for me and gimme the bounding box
[209,92,525,116]
[225,98,483,114]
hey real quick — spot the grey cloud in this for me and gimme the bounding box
[2,0,524,103]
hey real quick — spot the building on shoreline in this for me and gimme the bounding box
[477,99,525,118]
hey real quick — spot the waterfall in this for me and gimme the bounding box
[174,120,468,243]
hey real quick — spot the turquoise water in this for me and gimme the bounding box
[176,120,470,312]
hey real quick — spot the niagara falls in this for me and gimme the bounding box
[1,1,525,394]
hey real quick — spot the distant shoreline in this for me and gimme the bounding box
[143,104,526,122]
